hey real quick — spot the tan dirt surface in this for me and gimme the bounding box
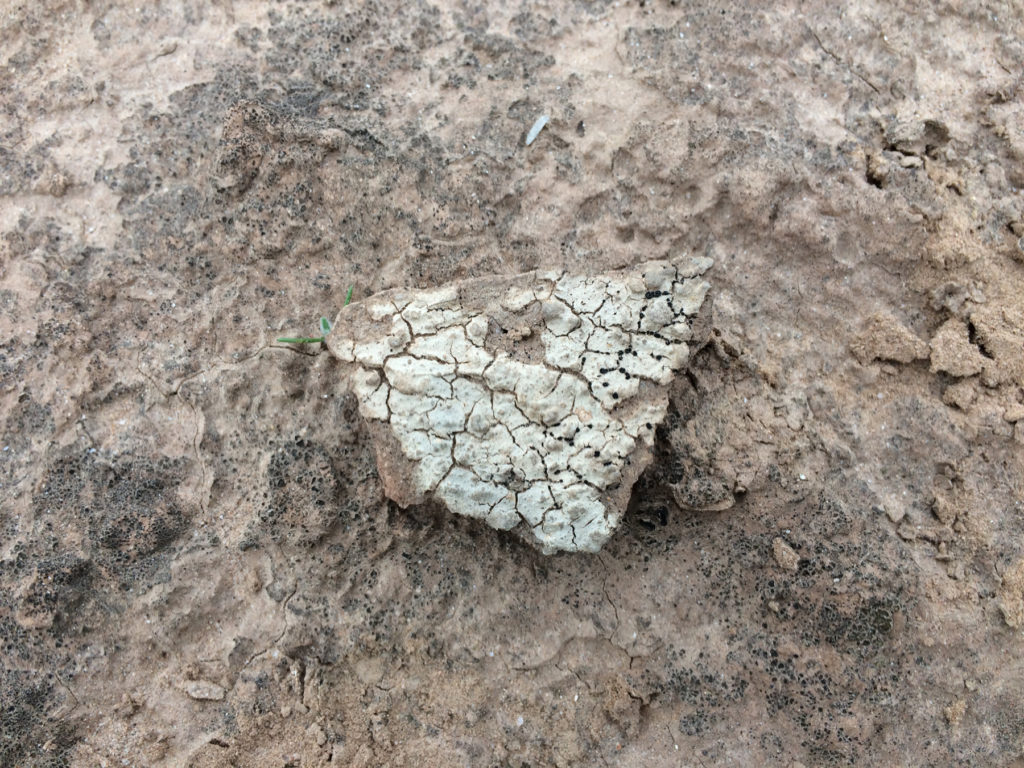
[1,1,1022,766]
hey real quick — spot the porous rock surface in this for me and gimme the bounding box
[327,258,712,552]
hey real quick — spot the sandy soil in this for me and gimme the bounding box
[1,1,1023,766]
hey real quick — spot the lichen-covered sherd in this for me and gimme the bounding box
[326,257,712,553]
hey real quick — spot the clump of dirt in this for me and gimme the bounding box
[1,1,1022,766]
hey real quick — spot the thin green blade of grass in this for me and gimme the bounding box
[276,336,325,344]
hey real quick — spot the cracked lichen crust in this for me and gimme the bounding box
[327,257,712,553]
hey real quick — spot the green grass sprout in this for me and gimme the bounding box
[276,285,352,345]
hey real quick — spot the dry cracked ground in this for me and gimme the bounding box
[1,1,1023,766]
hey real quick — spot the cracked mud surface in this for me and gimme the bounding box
[1,1,1023,766]
[326,258,711,552]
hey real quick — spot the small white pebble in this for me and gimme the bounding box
[525,114,549,146]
